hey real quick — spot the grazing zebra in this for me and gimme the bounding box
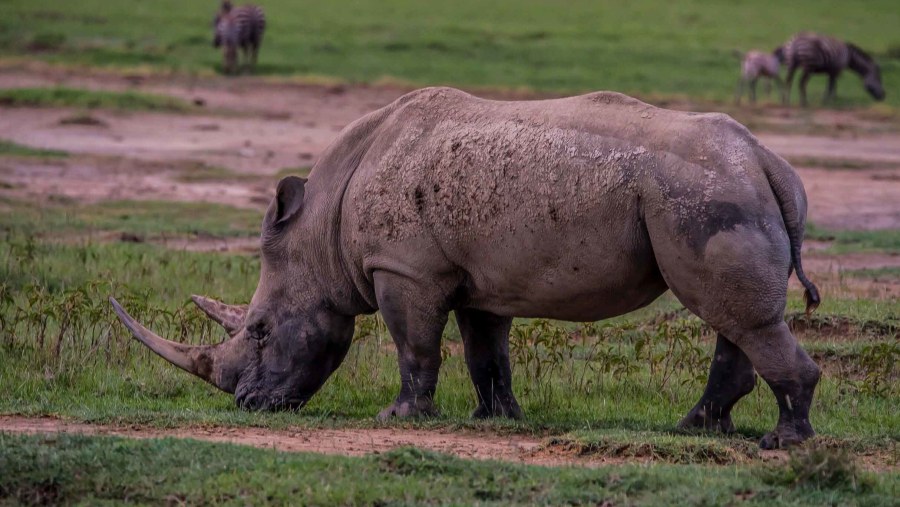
[213,0,266,74]
[779,32,885,106]
[735,50,785,105]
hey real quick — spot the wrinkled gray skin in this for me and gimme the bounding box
[111,87,823,449]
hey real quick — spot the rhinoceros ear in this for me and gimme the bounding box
[268,176,306,226]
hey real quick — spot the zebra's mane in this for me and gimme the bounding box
[846,43,874,63]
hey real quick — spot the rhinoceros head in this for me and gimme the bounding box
[110,176,356,411]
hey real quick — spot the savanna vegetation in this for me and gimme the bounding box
[0,194,897,504]
[2,433,896,506]
[0,87,195,112]
[1,0,898,504]
[1,0,898,106]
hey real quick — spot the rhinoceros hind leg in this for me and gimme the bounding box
[455,308,523,419]
[678,333,757,433]
[733,322,820,449]
[374,271,448,421]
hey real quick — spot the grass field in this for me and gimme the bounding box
[1,157,898,504]
[0,87,195,112]
[1,143,897,499]
[4,433,896,506]
[1,0,899,105]
[1,198,896,439]
[1,2,899,504]
[0,140,66,158]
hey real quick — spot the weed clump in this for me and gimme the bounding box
[0,140,67,158]
[761,446,869,492]
[27,32,66,52]
[57,112,108,127]
[548,432,759,465]
[377,447,464,477]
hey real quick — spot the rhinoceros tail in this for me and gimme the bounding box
[760,150,821,315]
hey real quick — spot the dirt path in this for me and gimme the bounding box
[757,133,900,165]
[794,167,899,230]
[0,155,272,210]
[3,416,895,471]
[0,415,580,467]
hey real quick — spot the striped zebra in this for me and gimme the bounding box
[735,50,785,105]
[778,32,885,106]
[213,1,266,74]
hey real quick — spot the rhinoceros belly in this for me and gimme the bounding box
[457,207,669,321]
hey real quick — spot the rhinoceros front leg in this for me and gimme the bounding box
[455,309,523,419]
[678,333,757,433]
[374,271,448,420]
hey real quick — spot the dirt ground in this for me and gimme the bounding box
[1,66,899,233]
[1,67,897,466]
[3,415,884,470]
[3,416,896,472]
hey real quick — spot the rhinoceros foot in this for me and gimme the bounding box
[759,421,816,449]
[676,407,736,434]
[471,397,523,420]
[377,397,439,421]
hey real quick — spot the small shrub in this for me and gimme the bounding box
[0,140,67,158]
[761,446,868,491]
[377,447,463,477]
[27,32,66,52]
[856,342,897,397]
[886,43,900,59]
[58,112,108,127]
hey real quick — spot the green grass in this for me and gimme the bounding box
[3,434,895,506]
[786,156,900,171]
[845,267,900,279]
[544,429,897,467]
[0,228,896,443]
[0,139,67,158]
[1,1,899,106]
[0,87,194,112]
[172,162,260,184]
[0,198,897,504]
[806,223,900,254]
[1,197,262,240]
[176,164,312,186]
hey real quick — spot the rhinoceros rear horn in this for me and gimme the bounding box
[191,295,248,337]
[109,297,248,393]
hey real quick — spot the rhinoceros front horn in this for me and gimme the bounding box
[190,295,248,337]
[109,297,249,393]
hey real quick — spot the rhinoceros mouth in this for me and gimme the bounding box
[235,391,309,411]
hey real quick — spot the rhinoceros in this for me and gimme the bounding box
[110,87,821,449]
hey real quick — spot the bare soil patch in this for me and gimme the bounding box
[2,416,895,471]
[2,66,899,235]
[0,415,580,467]
[0,155,271,210]
[793,167,900,230]
[757,133,900,165]
[791,249,900,300]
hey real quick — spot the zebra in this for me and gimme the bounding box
[735,50,785,105]
[213,1,266,74]
[779,32,885,106]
